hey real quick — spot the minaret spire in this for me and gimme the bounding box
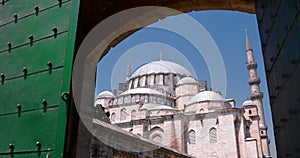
[126,57,131,81]
[160,52,163,61]
[245,29,252,51]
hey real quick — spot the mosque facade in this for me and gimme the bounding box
[94,32,271,158]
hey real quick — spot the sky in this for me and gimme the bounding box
[95,10,277,157]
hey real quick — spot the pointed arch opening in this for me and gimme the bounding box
[131,110,136,120]
[189,130,196,144]
[111,112,116,122]
[209,127,217,143]
[120,108,126,121]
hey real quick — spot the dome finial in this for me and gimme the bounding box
[160,52,163,61]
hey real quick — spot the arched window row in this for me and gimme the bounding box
[110,109,139,122]
[186,128,218,145]
[112,94,175,107]
[128,74,183,89]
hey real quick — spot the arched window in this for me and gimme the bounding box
[209,127,217,143]
[111,112,116,122]
[249,110,252,114]
[189,130,196,144]
[152,96,157,103]
[157,97,161,104]
[149,75,155,85]
[131,110,136,120]
[124,96,130,104]
[140,76,146,87]
[245,126,251,138]
[149,127,164,144]
[135,95,140,102]
[152,134,162,144]
[133,78,139,88]
[121,108,126,121]
[144,95,149,103]
[200,108,204,113]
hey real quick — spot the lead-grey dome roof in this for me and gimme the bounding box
[97,90,115,99]
[130,60,193,79]
[187,91,224,105]
[177,77,198,85]
[186,91,230,110]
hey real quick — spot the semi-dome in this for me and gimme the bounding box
[97,90,115,99]
[130,60,193,79]
[177,77,198,85]
[187,91,224,105]
[119,88,164,96]
[140,103,175,111]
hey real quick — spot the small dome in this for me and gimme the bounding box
[187,91,224,105]
[140,103,175,111]
[130,60,193,79]
[97,90,115,99]
[177,77,198,85]
[242,100,255,107]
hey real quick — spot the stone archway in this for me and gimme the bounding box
[71,1,256,157]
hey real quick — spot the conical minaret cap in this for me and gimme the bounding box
[245,29,252,51]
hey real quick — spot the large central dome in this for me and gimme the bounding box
[130,60,193,79]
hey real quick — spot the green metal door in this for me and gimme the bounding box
[0,0,79,157]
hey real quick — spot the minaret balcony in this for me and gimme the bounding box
[246,61,258,70]
[250,92,263,100]
[248,77,261,85]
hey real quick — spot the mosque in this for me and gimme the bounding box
[94,32,271,158]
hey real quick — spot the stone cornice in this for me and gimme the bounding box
[250,92,264,100]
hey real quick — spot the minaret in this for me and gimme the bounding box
[126,57,131,81]
[245,30,270,156]
[245,30,265,126]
